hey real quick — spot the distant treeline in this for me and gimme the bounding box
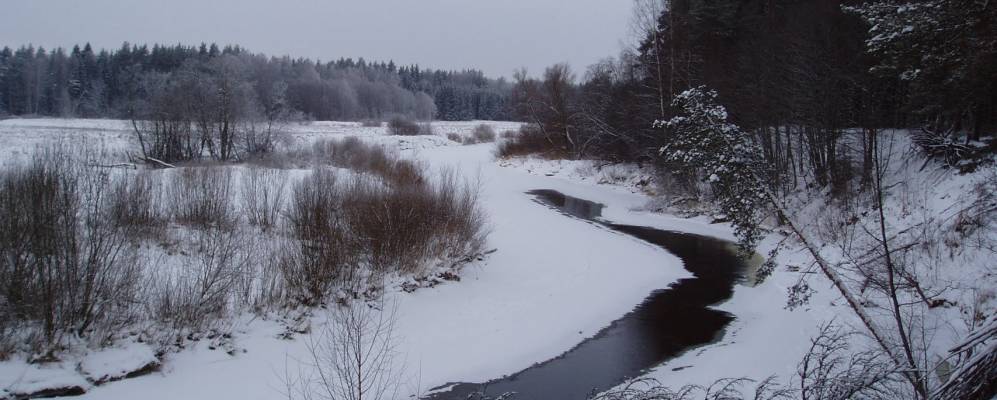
[0,42,512,121]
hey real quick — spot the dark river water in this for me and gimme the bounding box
[425,190,752,400]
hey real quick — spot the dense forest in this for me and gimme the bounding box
[0,42,512,122]
[505,0,996,175]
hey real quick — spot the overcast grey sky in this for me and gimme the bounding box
[0,0,633,78]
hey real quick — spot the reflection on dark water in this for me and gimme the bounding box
[425,190,748,400]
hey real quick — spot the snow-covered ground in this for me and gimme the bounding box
[0,119,687,399]
[499,140,997,395]
[0,118,992,399]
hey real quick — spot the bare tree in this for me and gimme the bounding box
[287,299,404,400]
[629,0,669,117]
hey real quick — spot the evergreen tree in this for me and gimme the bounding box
[848,0,997,140]
[656,87,768,251]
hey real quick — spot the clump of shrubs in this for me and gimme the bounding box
[166,167,235,229]
[418,122,435,136]
[245,137,424,187]
[449,124,498,145]
[471,124,497,143]
[387,116,434,136]
[496,124,565,158]
[281,166,486,305]
[0,135,490,358]
[360,119,383,128]
[0,147,143,354]
[388,116,422,136]
[241,167,288,230]
[109,170,163,231]
[310,137,424,187]
[282,169,356,304]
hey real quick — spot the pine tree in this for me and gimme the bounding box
[656,86,768,251]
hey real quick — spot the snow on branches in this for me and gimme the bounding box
[656,87,768,251]
[845,0,993,84]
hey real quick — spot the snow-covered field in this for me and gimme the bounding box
[0,118,692,399]
[0,118,992,399]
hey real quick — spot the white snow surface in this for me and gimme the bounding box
[79,342,158,384]
[0,358,90,399]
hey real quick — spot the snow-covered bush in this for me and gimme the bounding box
[656,87,768,251]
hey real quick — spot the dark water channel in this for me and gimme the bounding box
[426,190,753,400]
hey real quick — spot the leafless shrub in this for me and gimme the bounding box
[471,124,497,143]
[342,180,433,274]
[0,146,142,353]
[236,237,290,312]
[241,167,288,230]
[246,137,424,187]
[594,376,792,400]
[108,170,164,233]
[310,138,424,187]
[425,168,489,259]
[454,125,499,145]
[285,300,404,400]
[243,107,297,156]
[283,169,358,305]
[280,166,487,304]
[361,119,383,128]
[381,159,424,187]
[0,298,21,360]
[418,122,434,136]
[167,167,235,229]
[343,169,487,275]
[150,228,253,338]
[496,124,564,158]
[387,116,422,136]
[796,322,903,400]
